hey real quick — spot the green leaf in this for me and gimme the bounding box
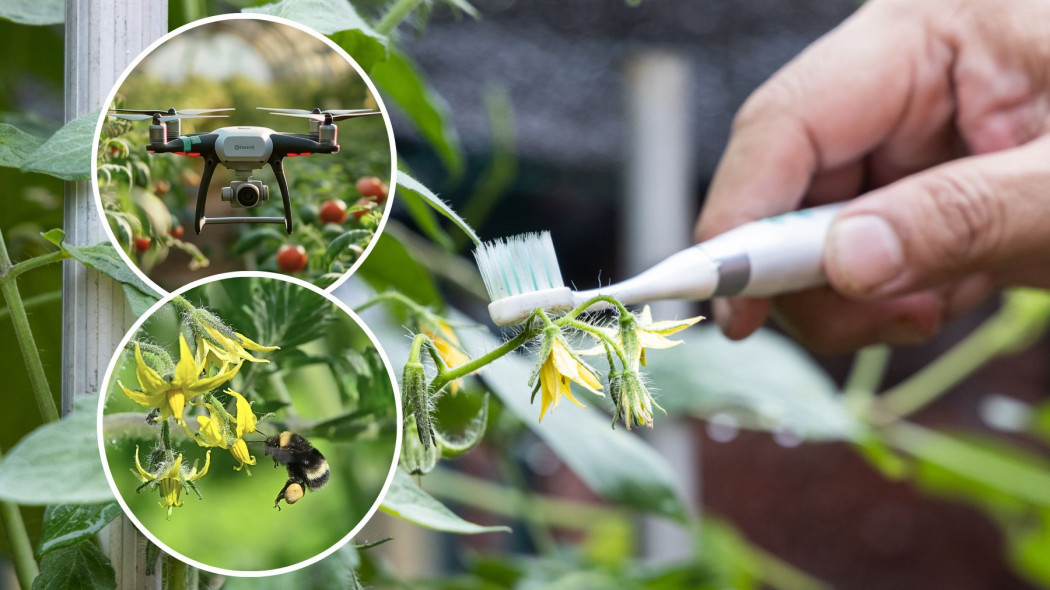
[32,541,115,590]
[0,394,114,504]
[397,179,455,250]
[371,50,462,177]
[244,0,380,35]
[41,230,159,317]
[252,279,335,349]
[646,328,857,441]
[381,469,510,534]
[357,232,441,306]
[222,544,360,590]
[397,172,481,245]
[0,123,45,168]
[0,0,63,25]
[436,393,489,458]
[37,503,122,555]
[22,109,99,180]
[244,0,388,72]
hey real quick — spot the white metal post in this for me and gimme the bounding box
[64,2,167,587]
[623,51,700,563]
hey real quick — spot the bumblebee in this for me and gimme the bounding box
[264,431,330,509]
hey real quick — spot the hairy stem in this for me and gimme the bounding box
[5,250,68,281]
[169,295,196,314]
[430,328,537,391]
[559,294,631,321]
[0,229,59,423]
[563,319,629,367]
[0,449,38,589]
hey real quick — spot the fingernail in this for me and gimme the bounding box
[827,215,905,295]
[712,298,733,332]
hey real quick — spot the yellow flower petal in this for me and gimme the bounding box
[230,438,255,470]
[196,413,226,448]
[133,344,168,393]
[174,334,198,386]
[133,446,153,482]
[119,381,165,411]
[234,332,279,352]
[229,389,257,437]
[186,450,211,482]
[188,361,241,395]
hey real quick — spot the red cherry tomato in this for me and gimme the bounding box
[133,236,151,252]
[355,176,388,203]
[170,225,184,239]
[319,199,348,224]
[350,198,372,221]
[276,244,308,273]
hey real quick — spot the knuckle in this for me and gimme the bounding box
[913,171,1002,268]
[732,75,803,133]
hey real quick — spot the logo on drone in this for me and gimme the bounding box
[234,144,255,151]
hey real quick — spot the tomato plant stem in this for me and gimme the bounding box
[375,0,424,35]
[0,229,59,423]
[562,319,629,367]
[0,450,38,589]
[165,553,188,590]
[5,250,68,281]
[430,327,536,391]
[560,294,631,320]
[842,345,890,416]
[875,319,1005,423]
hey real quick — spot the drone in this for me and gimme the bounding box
[107,106,380,234]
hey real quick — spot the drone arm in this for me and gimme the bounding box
[269,158,293,234]
[270,134,338,156]
[194,158,218,235]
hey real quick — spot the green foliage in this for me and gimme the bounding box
[221,544,363,590]
[21,110,99,180]
[380,469,510,534]
[397,172,482,245]
[40,229,159,316]
[0,123,45,168]
[371,50,463,177]
[0,0,63,26]
[646,328,857,441]
[37,503,122,556]
[0,393,113,505]
[32,541,115,590]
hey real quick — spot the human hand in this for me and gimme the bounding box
[695,0,1050,353]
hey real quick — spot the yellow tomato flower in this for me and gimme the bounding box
[423,327,471,394]
[118,334,241,427]
[581,305,704,367]
[531,327,603,422]
[195,389,258,472]
[195,323,278,370]
[133,446,211,520]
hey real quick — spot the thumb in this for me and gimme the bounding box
[824,137,1050,300]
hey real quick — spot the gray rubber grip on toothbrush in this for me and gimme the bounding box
[712,253,751,296]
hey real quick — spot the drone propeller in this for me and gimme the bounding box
[110,107,235,115]
[256,106,375,114]
[268,111,380,122]
[107,112,230,122]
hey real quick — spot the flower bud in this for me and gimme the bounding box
[400,414,441,475]
[401,361,433,449]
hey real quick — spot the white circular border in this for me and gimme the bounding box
[96,270,404,577]
[90,13,399,297]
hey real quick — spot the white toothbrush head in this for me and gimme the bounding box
[473,232,576,325]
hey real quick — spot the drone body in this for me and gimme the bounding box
[108,107,379,234]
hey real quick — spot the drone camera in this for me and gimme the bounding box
[221,180,269,208]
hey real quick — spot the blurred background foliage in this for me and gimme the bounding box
[102,276,397,571]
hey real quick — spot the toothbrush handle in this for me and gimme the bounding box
[699,202,845,297]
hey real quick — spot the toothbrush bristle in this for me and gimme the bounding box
[473,232,565,302]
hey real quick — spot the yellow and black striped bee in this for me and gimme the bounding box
[264,431,330,510]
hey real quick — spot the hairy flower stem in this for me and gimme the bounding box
[560,294,632,320]
[562,319,630,368]
[428,328,535,393]
[0,450,38,589]
[842,345,891,416]
[165,553,188,590]
[0,229,59,423]
[169,295,196,314]
[375,0,425,34]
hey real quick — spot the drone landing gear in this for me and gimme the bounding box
[194,158,294,235]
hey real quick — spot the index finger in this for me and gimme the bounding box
[696,0,951,241]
